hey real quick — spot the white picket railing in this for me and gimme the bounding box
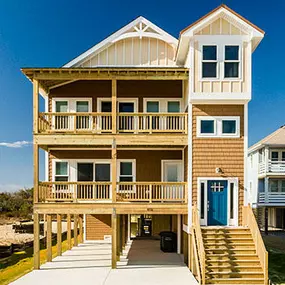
[258,192,285,204]
[259,160,285,175]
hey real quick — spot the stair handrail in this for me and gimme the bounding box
[192,204,206,285]
[242,204,268,285]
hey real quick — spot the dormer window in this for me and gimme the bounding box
[202,45,217,78]
[224,46,240,78]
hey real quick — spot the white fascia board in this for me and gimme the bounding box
[190,92,251,104]
[64,16,178,68]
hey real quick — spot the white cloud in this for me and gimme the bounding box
[0,141,32,148]
[0,184,31,193]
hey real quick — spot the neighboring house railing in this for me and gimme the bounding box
[191,204,206,285]
[38,181,187,203]
[242,205,268,285]
[258,160,285,175]
[258,192,285,204]
[38,112,188,134]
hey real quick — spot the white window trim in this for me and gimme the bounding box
[223,44,242,81]
[197,177,239,226]
[97,98,138,112]
[52,159,70,182]
[197,116,240,138]
[161,160,184,182]
[117,159,136,182]
[198,37,243,82]
[201,45,219,80]
[143,98,183,113]
[52,98,92,113]
[269,149,285,161]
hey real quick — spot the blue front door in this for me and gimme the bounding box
[208,180,228,226]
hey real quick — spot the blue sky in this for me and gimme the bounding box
[0,0,284,192]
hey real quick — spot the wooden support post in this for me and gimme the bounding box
[265,207,268,235]
[112,139,117,203]
[57,214,62,256]
[122,215,126,250]
[117,214,121,259]
[189,233,193,271]
[177,214,181,254]
[47,214,52,262]
[79,215,83,244]
[127,214,131,242]
[112,208,117,269]
[33,143,39,204]
[112,79,117,134]
[67,214,71,250]
[33,213,40,270]
[74,214,78,246]
[33,78,39,134]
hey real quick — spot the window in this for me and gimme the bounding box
[200,182,205,219]
[282,152,285,161]
[119,162,134,182]
[270,180,278,192]
[222,120,236,134]
[167,101,180,113]
[76,101,89,112]
[76,101,90,129]
[56,101,68,112]
[224,46,240,78]
[200,120,215,134]
[282,181,285,192]
[55,162,68,182]
[202,46,217,78]
[197,116,239,138]
[271,152,279,161]
[147,101,159,112]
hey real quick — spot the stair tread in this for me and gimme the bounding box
[207,265,262,268]
[206,253,257,256]
[207,271,264,275]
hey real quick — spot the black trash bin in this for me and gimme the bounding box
[159,231,177,252]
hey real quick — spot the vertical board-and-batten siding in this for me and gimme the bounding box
[80,37,176,67]
[192,104,244,225]
[193,17,249,94]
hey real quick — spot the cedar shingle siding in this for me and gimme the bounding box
[192,104,244,225]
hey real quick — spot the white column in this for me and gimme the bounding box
[127,214,131,242]
[177,214,181,254]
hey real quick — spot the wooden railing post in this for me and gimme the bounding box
[112,139,117,203]
[112,79,117,134]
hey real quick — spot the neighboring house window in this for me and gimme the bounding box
[119,162,134,182]
[282,152,285,161]
[55,161,68,181]
[224,46,240,78]
[271,152,279,161]
[281,181,285,192]
[270,180,278,192]
[197,116,240,138]
[202,45,217,78]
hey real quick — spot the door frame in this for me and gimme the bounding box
[97,98,138,112]
[197,177,239,226]
[161,160,184,182]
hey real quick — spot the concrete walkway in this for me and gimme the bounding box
[11,240,197,285]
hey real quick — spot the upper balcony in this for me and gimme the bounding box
[258,160,285,177]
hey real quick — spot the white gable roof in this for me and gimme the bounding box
[64,16,178,68]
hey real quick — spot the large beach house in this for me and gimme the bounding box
[22,4,268,284]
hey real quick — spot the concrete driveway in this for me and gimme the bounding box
[11,240,197,285]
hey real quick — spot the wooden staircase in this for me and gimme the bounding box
[191,205,268,285]
[202,227,265,284]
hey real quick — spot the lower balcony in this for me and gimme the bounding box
[258,192,285,206]
[38,181,187,204]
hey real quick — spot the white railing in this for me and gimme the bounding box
[259,160,285,175]
[38,112,188,134]
[259,192,285,204]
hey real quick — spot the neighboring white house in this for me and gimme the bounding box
[248,125,285,231]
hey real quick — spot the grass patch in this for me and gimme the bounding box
[0,238,73,285]
[263,235,285,284]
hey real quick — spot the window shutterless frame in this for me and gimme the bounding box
[222,44,242,80]
[197,116,240,138]
[201,45,218,80]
